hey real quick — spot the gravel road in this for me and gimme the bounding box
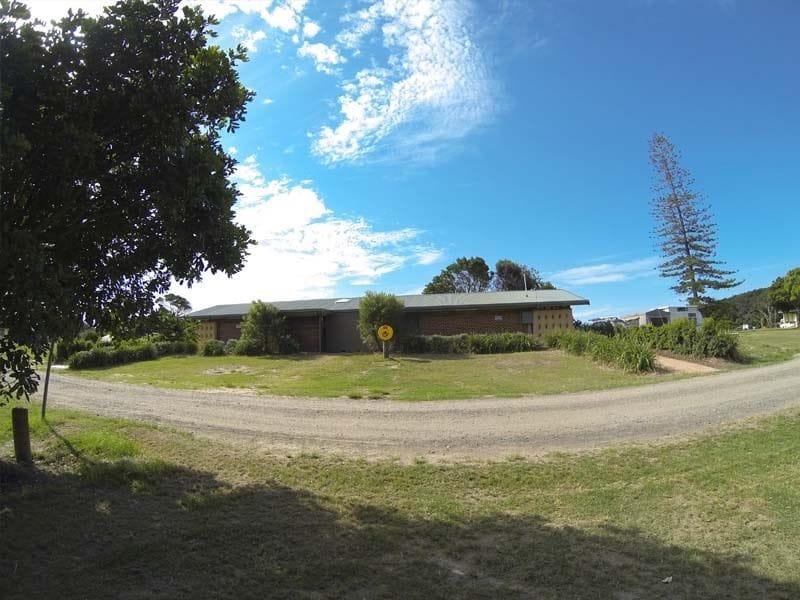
[40,357,800,461]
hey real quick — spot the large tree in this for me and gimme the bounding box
[0,0,254,403]
[423,257,492,294]
[648,133,739,304]
[769,268,800,320]
[492,259,554,291]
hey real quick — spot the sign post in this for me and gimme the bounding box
[376,324,394,359]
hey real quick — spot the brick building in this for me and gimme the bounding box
[189,290,590,353]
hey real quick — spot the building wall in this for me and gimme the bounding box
[287,316,321,353]
[201,305,577,352]
[324,312,366,353]
[196,321,217,343]
[418,307,574,336]
[217,319,243,341]
[531,307,574,335]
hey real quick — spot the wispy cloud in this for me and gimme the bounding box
[551,258,659,286]
[311,0,497,164]
[175,155,441,306]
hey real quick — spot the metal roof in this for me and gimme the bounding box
[188,290,589,319]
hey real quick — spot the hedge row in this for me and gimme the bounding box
[69,344,158,369]
[202,337,298,357]
[544,330,656,373]
[153,340,199,356]
[69,340,198,369]
[400,332,544,355]
[624,319,738,359]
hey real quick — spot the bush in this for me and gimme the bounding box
[233,338,261,356]
[202,339,226,357]
[277,335,300,355]
[68,343,157,369]
[239,301,298,355]
[154,340,199,356]
[224,339,239,355]
[55,338,95,363]
[400,332,542,355]
[358,292,405,351]
[467,332,542,354]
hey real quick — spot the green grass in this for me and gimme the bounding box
[737,328,800,365]
[62,328,800,401]
[1,403,799,598]
[68,351,683,400]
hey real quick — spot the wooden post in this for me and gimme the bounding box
[382,340,388,359]
[41,339,55,419]
[12,407,32,463]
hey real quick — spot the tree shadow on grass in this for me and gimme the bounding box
[1,457,797,599]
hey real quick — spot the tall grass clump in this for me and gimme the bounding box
[546,330,655,373]
[627,319,738,360]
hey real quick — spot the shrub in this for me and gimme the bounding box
[277,335,300,355]
[587,320,615,337]
[233,338,262,356]
[467,332,542,354]
[240,301,298,355]
[400,332,542,355]
[202,339,226,357]
[68,343,157,369]
[55,338,96,362]
[154,340,199,356]
[358,292,405,351]
[224,339,239,355]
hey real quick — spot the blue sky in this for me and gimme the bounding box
[31,0,800,318]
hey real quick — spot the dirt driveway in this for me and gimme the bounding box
[42,357,800,461]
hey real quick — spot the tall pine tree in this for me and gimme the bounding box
[648,133,739,304]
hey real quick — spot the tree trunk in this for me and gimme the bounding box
[41,338,55,419]
[12,407,32,463]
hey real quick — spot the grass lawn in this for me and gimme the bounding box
[2,403,799,598]
[737,327,800,366]
[67,350,683,400]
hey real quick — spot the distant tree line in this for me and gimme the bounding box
[702,267,800,327]
[422,257,555,294]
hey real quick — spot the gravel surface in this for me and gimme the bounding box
[40,357,800,461]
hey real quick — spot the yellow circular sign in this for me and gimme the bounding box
[377,324,394,341]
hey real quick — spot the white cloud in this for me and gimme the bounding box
[228,146,239,155]
[302,20,321,38]
[26,1,305,31]
[174,156,440,307]
[312,0,496,163]
[297,41,346,74]
[231,25,267,52]
[550,258,660,286]
[261,0,307,33]
[262,97,275,105]
[26,0,109,22]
